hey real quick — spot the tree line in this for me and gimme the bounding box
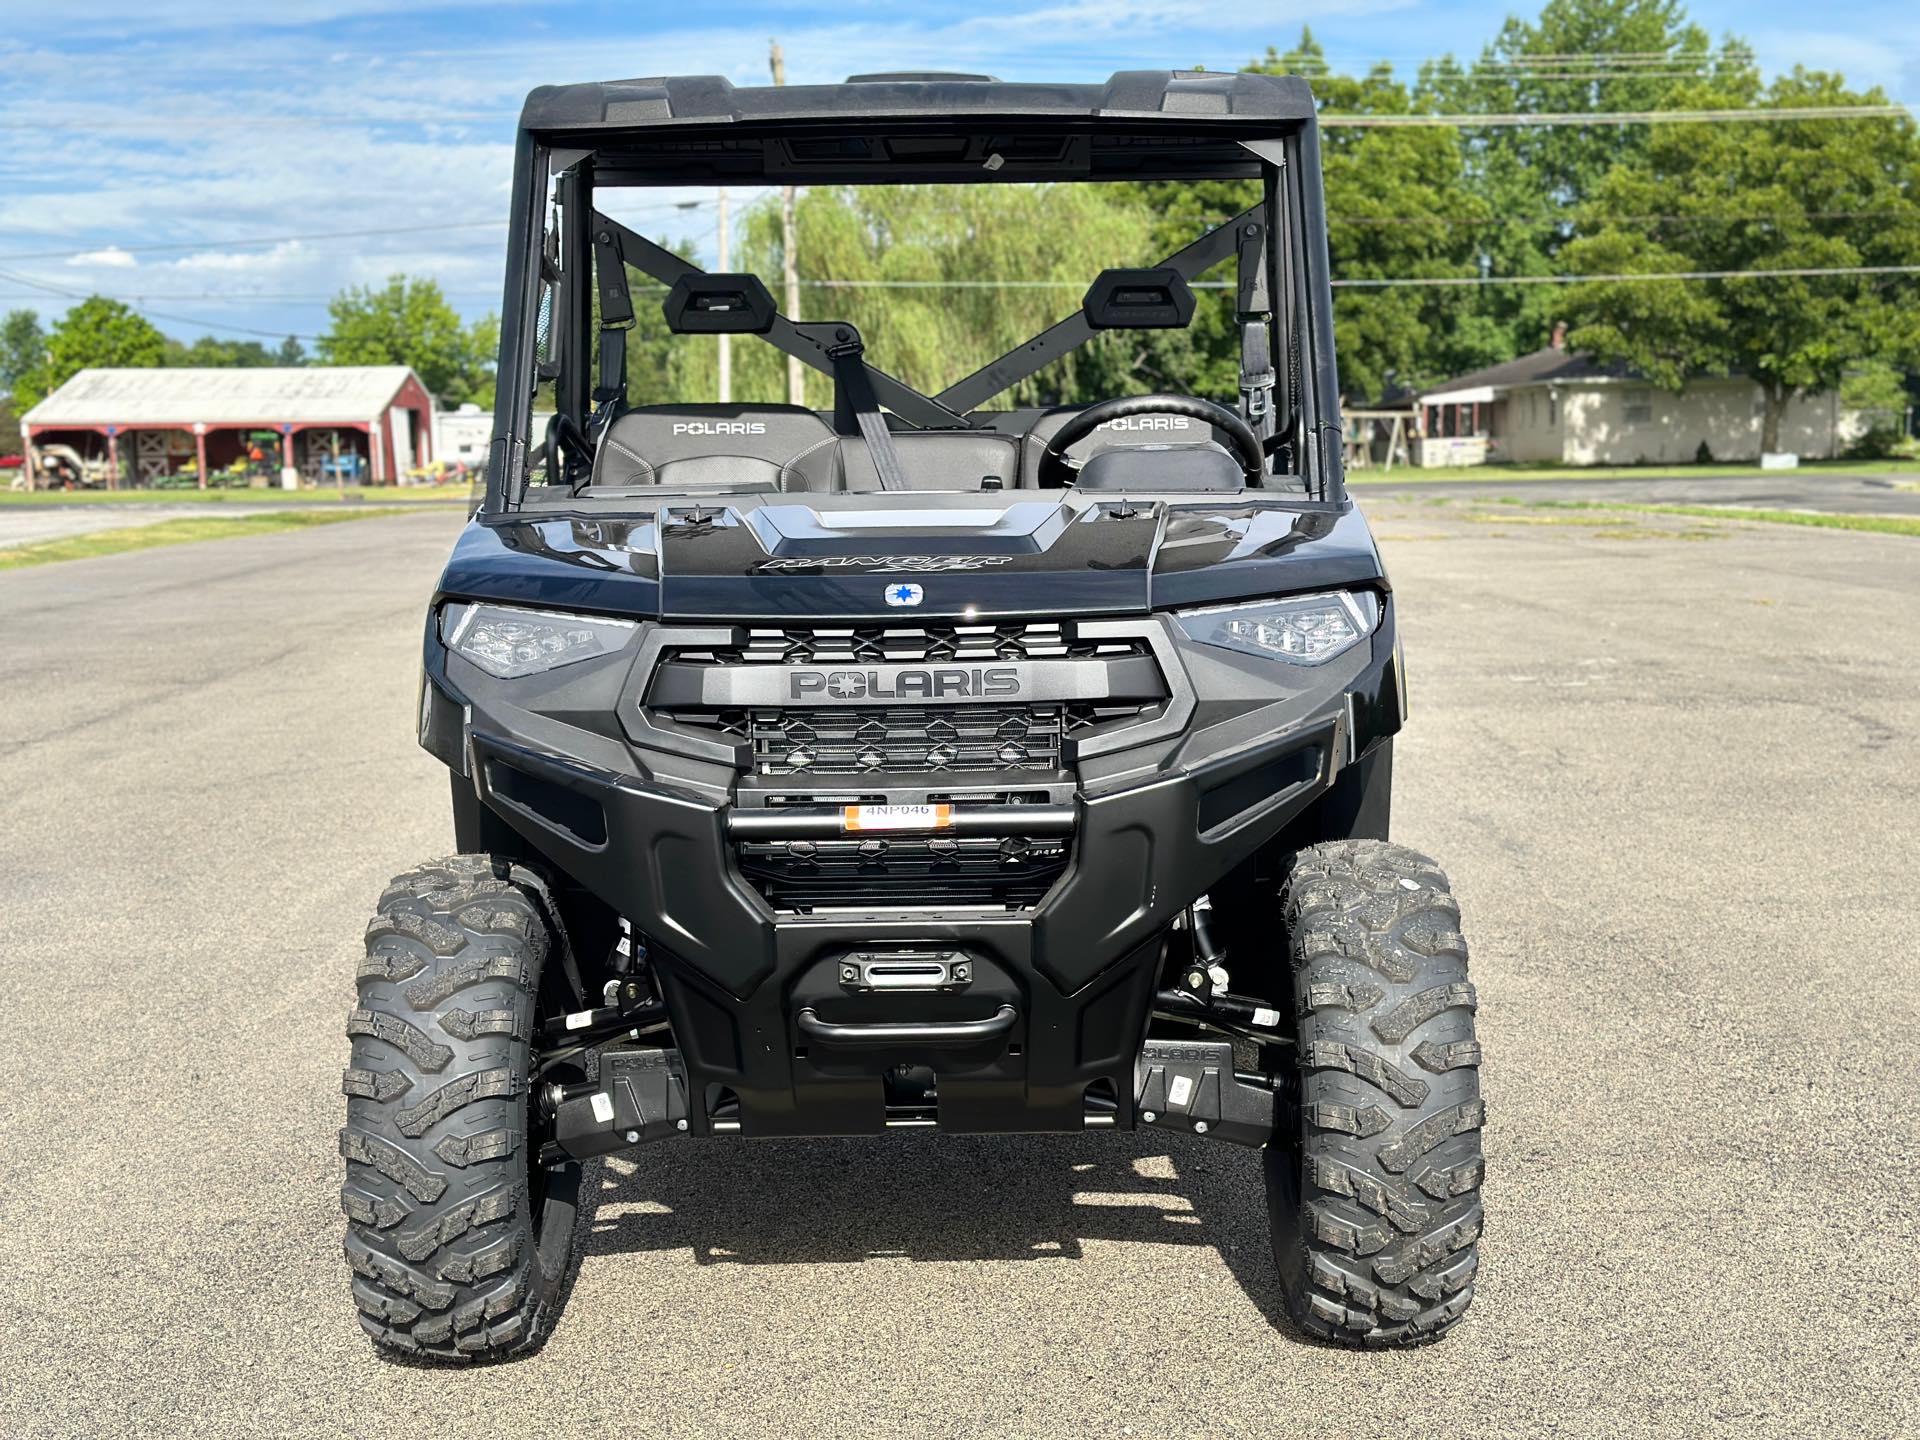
[0,276,497,419]
[606,1,1920,448]
[4,0,1916,454]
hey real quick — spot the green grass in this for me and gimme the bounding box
[1348,458,1914,484]
[0,508,405,571]
[0,482,472,507]
[1497,497,1920,537]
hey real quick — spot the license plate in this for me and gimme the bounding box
[843,803,953,833]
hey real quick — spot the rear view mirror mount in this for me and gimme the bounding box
[662,273,777,334]
[1082,267,1196,330]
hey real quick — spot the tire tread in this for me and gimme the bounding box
[340,854,575,1363]
[1267,839,1485,1348]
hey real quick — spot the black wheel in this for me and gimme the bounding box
[1264,840,1485,1347]
[339,854,582,1362]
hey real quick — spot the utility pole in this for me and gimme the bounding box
[716,186,731,403]
[770,38,804,406]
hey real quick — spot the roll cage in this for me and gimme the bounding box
[483,70,1347,513]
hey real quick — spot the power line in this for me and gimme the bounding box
[1293,65,1755,82]
[1321,104,1911,127]
[1462,50,1750,62]
[0,112,510,131]
[0,199,719,266]
[787,265,1920,290]
[8,94,1907,137]
[1329,264,1920,288]
[1292,54,1755,75]
[1327,208,1910,227]
[1425,72,1752,83]
[0,266,324,341]
[12,264,1910,309]
[0,221,505,264]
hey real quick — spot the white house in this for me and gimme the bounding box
[435,404,557,470]
[1413,336,1872,468]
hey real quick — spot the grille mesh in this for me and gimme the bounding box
[736,833,1070,911]
[752,706,1064,776]
[681,622,1146,667]
[679,702,1148,775]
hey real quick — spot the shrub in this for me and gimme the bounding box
[1843,426,1903,460]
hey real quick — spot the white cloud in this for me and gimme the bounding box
[23,0,545,31]
[4,2,1913,344]
[1743,23,1920,96]
[65,247,138,269]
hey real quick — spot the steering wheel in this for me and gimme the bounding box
[542,412,592,489]
[1039,394,1265,487]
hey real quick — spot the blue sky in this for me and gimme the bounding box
[1,0,1915,346]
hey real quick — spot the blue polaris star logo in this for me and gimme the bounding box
[885,582,925,608]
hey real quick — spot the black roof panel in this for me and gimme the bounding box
[520,70,1318,133]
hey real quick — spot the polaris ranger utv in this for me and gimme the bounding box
[342,68,1484,1360]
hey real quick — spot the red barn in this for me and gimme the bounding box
[19,365,437,488]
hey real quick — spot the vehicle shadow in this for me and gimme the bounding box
[574,1129,1305,1339]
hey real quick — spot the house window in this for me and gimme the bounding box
[1548,391,1560,427]
[1622,388,1654,425]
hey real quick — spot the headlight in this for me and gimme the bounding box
[1173,590,1378,666]
[441,601,637,678]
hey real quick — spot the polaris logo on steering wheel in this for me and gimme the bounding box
[1100,416,1192,432]
[672,421,768,436]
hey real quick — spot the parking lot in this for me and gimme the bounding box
[0,500,1914,1439]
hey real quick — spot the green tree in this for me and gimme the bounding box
[1562,69,1920,451]
[275,335,307,366]
[1418,0,1748,367]
[14,297,167,410]
[1260,31,1491,399]
[1067,30,1488,405]
[318,275,494,403]
[723,182,1155,407]
[462,314,499,405]
[166,336,275,367]
[1,309,47,400]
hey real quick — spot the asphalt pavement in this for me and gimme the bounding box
[1353,467,1920,515]
[0,504,1914,1438]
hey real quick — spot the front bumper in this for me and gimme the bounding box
[421,608,1403,1137]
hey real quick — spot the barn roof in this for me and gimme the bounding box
[22,366,426,427]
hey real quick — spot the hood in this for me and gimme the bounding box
[438,497,1386,620]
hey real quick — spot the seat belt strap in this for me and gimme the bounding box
[590,329,628,438]
[589,230,635,438]
[1240,323,1275,437]
[1235,219,1276,443]
[827,331,908,492]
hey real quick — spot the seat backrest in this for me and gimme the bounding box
[1074,445,1245,492]
[816,430,1020,492]
[592,404,835,489]
[1017,405,1234,488]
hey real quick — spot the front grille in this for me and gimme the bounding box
[736,832,1070,911]
[678,702,1150,776]
[755,706,1062,775]
[679,622,1148,666]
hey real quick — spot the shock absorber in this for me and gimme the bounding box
[1160,894,1288,1043]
